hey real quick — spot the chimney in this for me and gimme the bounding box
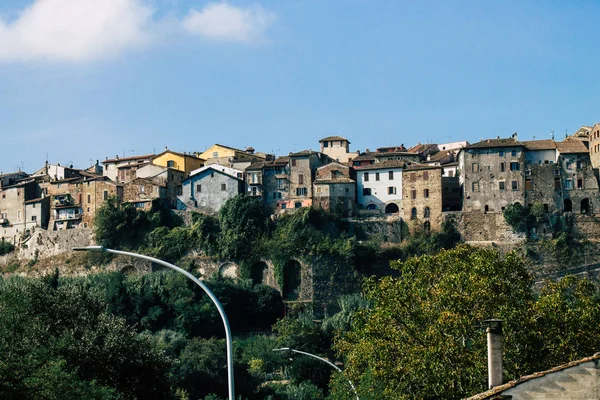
[512,132,518,141]
[116,155,119,160]
[485,319,503,389]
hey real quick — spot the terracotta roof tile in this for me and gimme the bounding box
[103,154,155,164]
[556,137,589,153]
[355,160,407,170]
[465,138,524,149]
[523,139,556,150]
[319,136,349,143]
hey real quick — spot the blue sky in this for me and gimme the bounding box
[1,0,599,173]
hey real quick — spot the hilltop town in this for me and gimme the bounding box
[1,125,600,248]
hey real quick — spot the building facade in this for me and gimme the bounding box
[402,165,443,230]
[356,160,404,214]
[151,149,205,177]
[177,165,244,214]
[312,162,356,216]
[459,136,526,213]
[319,136,354,163]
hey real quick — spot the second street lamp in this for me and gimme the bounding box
[273,347,360,400]
[73,246,235,400]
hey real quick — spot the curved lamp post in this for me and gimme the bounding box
[73,246,235,400]
[273,347,359,400]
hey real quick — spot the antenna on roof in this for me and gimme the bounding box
[550,130,555,141]
[565,129,568,138]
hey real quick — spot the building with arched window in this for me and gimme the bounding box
[402,164,442,230]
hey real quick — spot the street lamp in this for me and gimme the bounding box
[273,347,360,400]
[73,246,235,400]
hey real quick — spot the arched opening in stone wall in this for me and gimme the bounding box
[581,198,590,214]
[250,261,268,286]
[411,207,417,220]
[424,207,431,217]
[366,203,378,210]
[294,202,302,209]
[283,260,302,301]
[385,203,399,214]
[219,263,239,279]
[484,205,489,213]
[564,199,573,212]
[423,221,431,232]
[120,265,138,274]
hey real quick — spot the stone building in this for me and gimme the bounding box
[47,176,122,230]
[402,165,443,230]
[318,136,354,163]
[135,164,185,208]
[587,123,600,169]
[373,145,420,163]
[177,165,244,214]
[556,137,599,214]
[351,152,376,168]
[282,151,332,210]
[245,157,290,211]
[122,178,167,211]
[355,160,404,215]
[0,171,28,188]
[459,135,526,213]
[466,352,600,400]
[0,180,46,243]
[312,162,356,216]
[102,154,155,183]
[199,144,272,167]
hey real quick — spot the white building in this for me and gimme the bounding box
[355,160,404,214]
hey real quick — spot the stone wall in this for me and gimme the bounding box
[446,211,524,242]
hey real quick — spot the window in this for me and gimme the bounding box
[345,188,349,193]
[298,174,304,185]
[363,188,372,196]
[577,161,582,169]
[472,163,478,172]
[281,203,287,209]
[221,183,226,191]
[423,189,429,198]
[237,173,242,179]
[448,170,454,177]
[554,178,561,190]
[32,203,36,208]
[525,178,533,190]
[512,180,518,191]
[411,207,417,220]
[411,173,416,182]
[565,179,573,190]
[211,172,214,178]
[212,152,219,157]
[277,179,285,189]
[411,189,417,199]
[296,187,307,196]
[291,159,297,167]
[388,186,396,195]
[424,207,430,218]
[423,171,429,180]
[103,190,108,200]
[316,187,321,194]
[500,162,505,172]
[140,186,145,193]
[375,172,380,181]
[323,141,329,148]
[167,160,175,168]
[499,151,505,157]
[511,150,517,157]
[196,184,202,192]
[510,162,520,171]
[87,207,90,212]
[364,172,369,182]
[577,179,583,189]
[31,215,37,222]
[389,171,394,180]
[499,181,505,191]
[177,186,183,195]
[566,161,573,170]
[472,181,479,192]
[17,211,21,220]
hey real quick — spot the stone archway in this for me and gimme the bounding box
[120,264,138,274]
[219,262,239,279]
[581,198,590,214]
[564,199,573,212]
[250,261,268,286]
[385,203,399,214]
[283,259,302,301]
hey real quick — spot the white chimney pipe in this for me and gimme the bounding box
[485,319,504,389]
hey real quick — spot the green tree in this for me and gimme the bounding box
[0,277,172,399]
[334,245,534,400]
[0,239,15,256]
[94,197,152,249]
[218,195,267,260]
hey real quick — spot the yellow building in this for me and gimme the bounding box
[151,149,205,177]
[199,144,260,165]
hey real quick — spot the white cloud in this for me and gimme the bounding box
[0,0,154,62]
[183,2,276,44]
[0,1,277,63]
